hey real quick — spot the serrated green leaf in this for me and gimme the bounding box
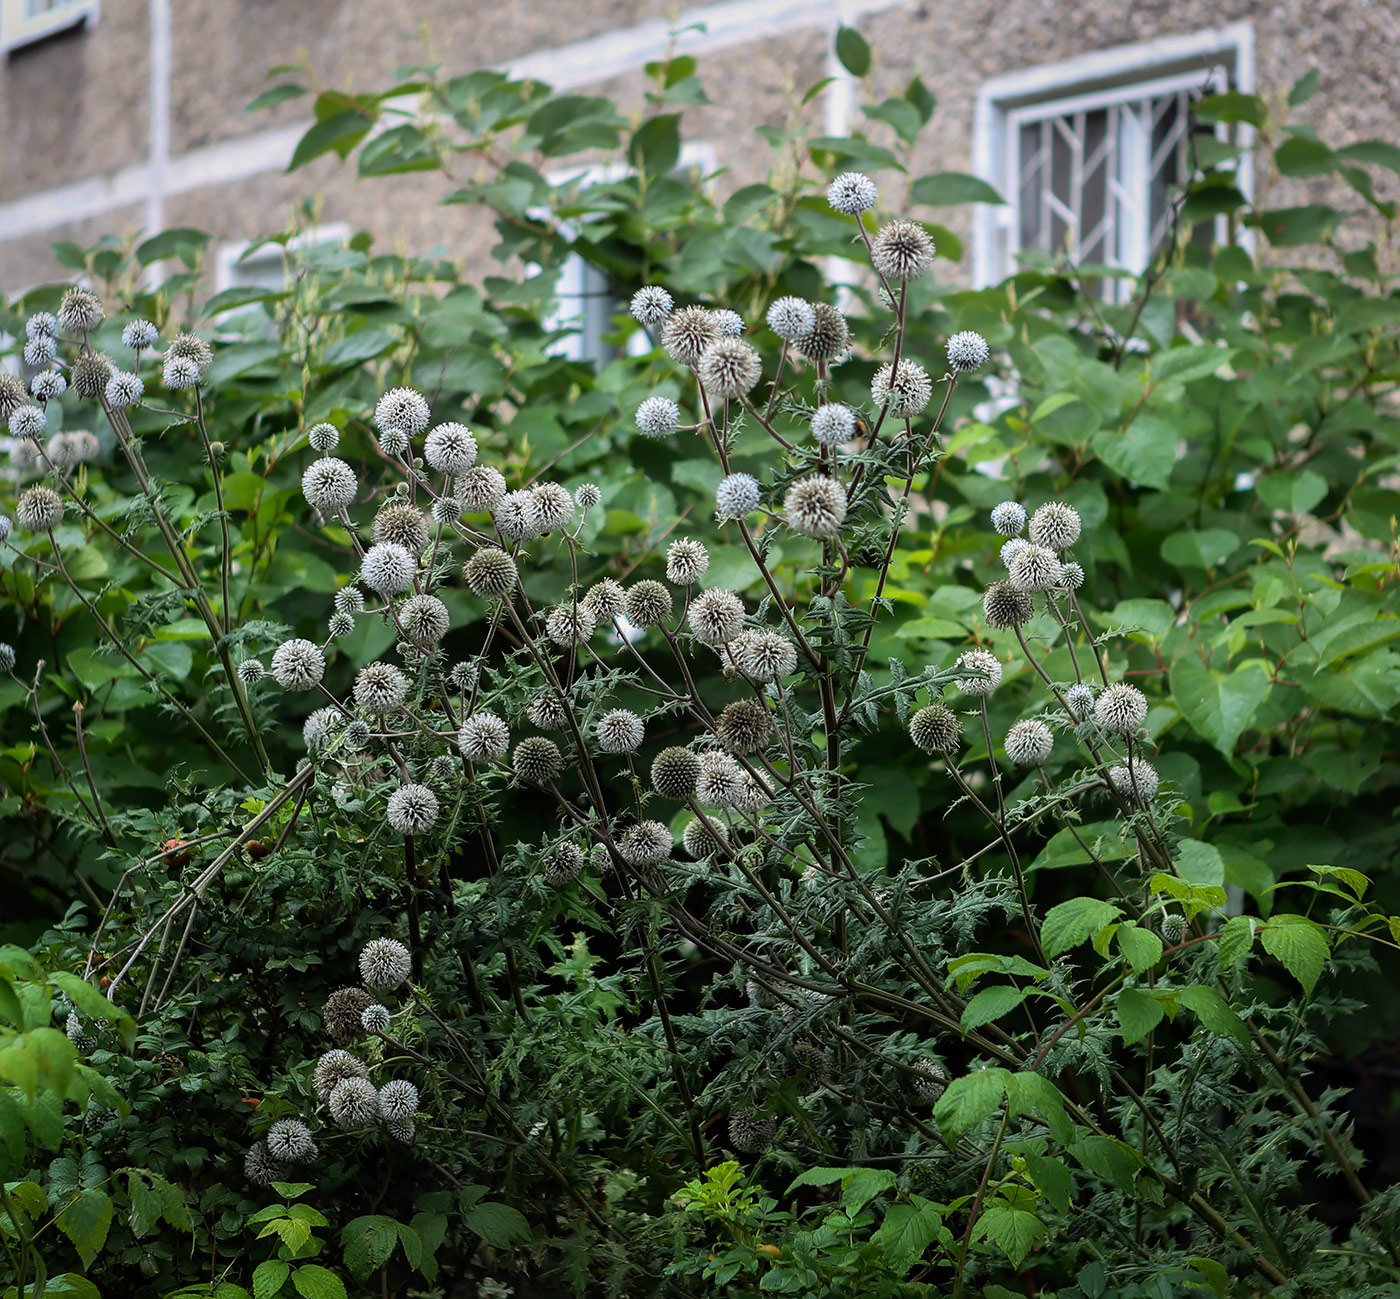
[1260,914,1329,994]
[1116,988,1165,1045]
[1117,924,1164,973]
[1175,985,1249,1042]
[933,1069,1008,1141]
[1041,898,1122,959]
[292,1264,347,1299]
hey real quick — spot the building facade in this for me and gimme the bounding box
[0,0,1396,303]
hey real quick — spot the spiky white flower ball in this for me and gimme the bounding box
[909,1058,948,1104]
[712,309,745,337]
[26,312,58,340]
[1110,761,1159,802]
[58,287,104,335]
[361,542,416,595]
[245,1141,286,1186]
[651,747,700,799]
[688,589,745,645]
[431,496,461,526]
[494,490,541,542]
[947,330,989,373]
[910,703,961,753]
[400,594,450,645]
[7,404,52,447]
[983,580,1034,630]
[630,285,673,326]
[1000,538,1030,569]
[1065,683,1095,720]
[596,708,644,755]
[811,403,857,447]
[666,537,709,585]
[0,516,9,542]
[828,171,878,214]
[727,628,797,683]
[546,602,596,647]
[236,659,264,685]
[302,457,357,514]
[378,427,410,457]
[70,353,113,399]
[619,820,672,867]
[361,1004,391,1034]
[626,579,673,626]
[1061,562,1085,590]
[329,1077,380,1127]
[328,611,355,638]
[448,660,479,693]
[335,586,366,616]
[715,698,772,755]
[386,1118,416,1144]
[104,371,144,409]
[378,1079,419,1121]
[732,771,773,815]
[871,359,933,418]
[696,751,746,807]
[360,937,412,990]
[661,306,719,367]
[783,476,847,539]
[376,501,430,553]
[513,736,564,784]
[163,356,200,390]
[871,219,935,283]
[1094,683,1148,735]
[31,370,66,400]
[49,430,99,467]
[266,1119,318,1164]
[354,662,409,714]
[544,842,585,884]
[458,712,510,761]
[455,465,508,513]
[682,816,729,858]
[728,1106,776,1153]
[1008,544,1064,592]
[463,546,517,598]
[24,335,57,368]
[796,303,850,364]
[375,387,430,436]
[269,639,325,690]
[576,482,602,510]
[303,707,342,751]
[122,319,159,351]
[305,423,339,455]
[698,338,762,399]
[954,648,1002,696]
[531,481,575,533]
[584,578,627,623]
[424,422,478,474]
[313,1050,370,1102]
[635,395,680,439]
[715,473,760,519]
[1029,501,1081,552]
[1005,719,1053,765]
[766,296,815,343]
[0,644,14,673]
[386,783,439,835]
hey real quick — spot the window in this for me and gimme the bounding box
[0,0,97,53]
[972,25,1253,295]
[213,224,352,295]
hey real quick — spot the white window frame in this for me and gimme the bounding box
[971,24,1254,290]
[534,142,718,363]
[213,223,352,295]
[0,0,97,53]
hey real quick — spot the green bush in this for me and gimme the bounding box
[1,42,1398,1299]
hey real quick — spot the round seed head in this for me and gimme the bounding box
[792,1041,832,1088]
[361,1004,391,1034]
[378,1079,419,1122]
[50,430,99,466]
[696,751,746,807]
[58,287,105,335]
[783,476,847,539]
[575,482,602,510]
[121,319,159,350]
[982,580,1034,630]
[531,481,575,533]
[165,331,213,373]
[661,305,719,367]
[1110,761,1159,802]
[335,586,366,615]
[715,698,772,755]
[733,771,773,815]
[630,285,673,326]
[1065,683,1095,720]
[688,588,745,645]
[728,1106,776,1153]
[359,937,412,991]
[544,842,585,884]
[1005,719,1054,765]
[104,370,144,408]
[0,373,25,419]
[371,501,429,553]
[329,1076,380,1127]
[946,330,990,373]
[715,472,760,519]
[1008,544,1064,592]
[1160,913,1185,944]
[16,487,63,532]
[245,1141,287,1186]
[9,405,46,439]
[871,359,933,417]
[584,577,627,622]
[493,489,541,542]
[596,708,644,754]
[1029,501,1082,552]
[70,352,113,399]
[266,1119,317,1164]
[909,1058,947,1104]
[302,457,358,515]
[375,387,430,436]
[236,659,264,685]
[0,644,14,673]
[313,1049,370,1100]
[513,736,564,784]
[546,602,596,647]
[727,629,798,683]
[455,464,508,513]
[163,356,200,390]
[1000,538,1030,569]
[400,593,450,644]
[871,219,934,283]
[354,662,409,714]
[424,422,478,474]
[26,312,58,340]
[626,579,673,627]
[712,309,745,337]
[24,335,57,367]
[361,542,416,595]
[526,690,568,730]
[459,712,509,762]
[463,546,517,598]
[811,403,857,447]
[766,296,815,342]
[386,783,439,835]
[30,370,66,400]
[323,987,376,1043]
[386,1118,416,1144]
[635,395,680,439]
[666,537,709,585]
[447,660,478,693]
[828,171,878,214]
[1094,683,1148,735]
[303,707,342,752]
[1061,561,1085,590]
[954,648,1002,696]
[910,703,962,753]
[698,337,762,400]
[651,746,700,799]
[618,819,672,867]
[682,816,728,859]
[796,302,850,364]
[269,639,325,690]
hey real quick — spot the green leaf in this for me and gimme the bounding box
[136,228,212,267]
[1255,204,1342,247]
[834,26,870,77]
[1216,915,1255,973]
[873,1199,946,1275]
[933,1069,1008,1140]
[288,109,375,171]
[1275,136,1335,178]
[786,1166,859,1191]
[1161,528,1240,570]
[974,1204,1046,1268]
[1256,469,1327,515]
[1041,898,1122,959]
[1260,914,1329,995]
[462,1201,531,1248]
[1070,1136,1145,1194]
[1175,985,1248,1042]
[841,1167,898,1215]
[1117,988,1165,1045]
[1288,68,1320,106]
[1093,414,1177,490]
[340,1215,400,1282]
[246,83,308,113]
[1194,91,1264,125]
[960,984,1029,1032]
[291,1265,347,1299]
[1005,1073,1073,1143]
[1174,839,1225,889]
[1117,924,1163,974]
[253,1260,290,1299]
[910,171,1005,206]
[1169,659,1271,757]
[55,1187,113,1268]
[628,114,681,178]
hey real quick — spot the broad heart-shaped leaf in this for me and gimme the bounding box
[933,1068,1009,1141]
[253,1259,290,1299]
[1116,988,1165,1045]
[340,1215,400,1282]
[960,984,1029,1033]
[1170,659,1271,756]
[1161,528,1240,570]
[1260,914,1330,995]
[973,1202,1047,1269]
[1041,898,1122,960]
[910,171,1005,206]
[873,1198,948,1275]
[292,1264,348,1299]
[462,1201,531,1248]
[1175,986,1249,1042]
[55,1187,113,1268]
[1117,924,1163,974]
[1093,414,1177,489]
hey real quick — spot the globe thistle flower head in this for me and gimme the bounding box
[766,296,815,343]
[313,1049,370,1100]
[526,690,568,730]
[584,578,626,623]
[58,287,105,335]
[302,457,358,516]
[386,783,439,835]
[871,219,935,283]
[463,546,517,599]
[245,1141,287,1186]
[544,841,585,884]
[1061,561,1085,590]
[1160,913,1185,945]
[354,662,409,714]
[733,771,774,815]
[946,330,990,373]
[688,588,745,645]
[375,387,430,437]
[910,703,962,753]
[0,644,15,674]
[871,359,933,418]
[909,1058,947,1104]
[31,370,67,400]
[682,816,728,859]
[381,427,413,458]
[661,305,719,367]
[0,373,25,419]
[783,475,847,539]
[386,1118,416,1144]
[361,542,416,596]
[459,712,509,762]
[26,311,58,340]
[447,660,478,693]
[792,1041,832,1090]
[270,639,325,690]
[424,422,478,474]
[451,466,506,516]
[165,331,213,374]
[575,482,602,510]
[303,707,342,752]
[618,820,672,867]
[796,302,850,364]
[24,335,57,368]
[236,659,264,685]
[378,1079,419,1122]
[122,319,159,351]
[728,1106,776,1153]
[696,751,746,807]
[811,403,857,447]
[323,987,376,1042]
[514,736,564,784]
[999,538,1030,569]
[715,472,760,519]
[712,309,745,337]
[828,171,878,215]
[1065,683,1095,720]
[329,1076,380,1127]
[626,579,673,627]
[1094,683,1148,735]
[327,610,355,639]
[1005,719,1054,766]
[1008,544,1064,593]
[954,648,1002,696]
[266,1119,317,1164]
[630,285,673,327]
[651,746,700,799]
[698,337,762,400]
[635,395,680,439]
[372,502,429,554]
[358,936,412,990]
[666,537,709,585]
[399,593,450,645]
[9,405,47,439]
[982,580,1034,630]
[531,481,575,533]
[596,708,644,755]
[430,496,462,527]
[1110,761,1159,803]
[70,353,113,399]
[715,698,772,755]
[546,602,596,647]
[494,489,541,542]
[359,1003,391,1035]
[49,430,100,467]
[1029,501,1082,552]
[728,628,798,683]
[104,371,144,409]
[163,356,200,390]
